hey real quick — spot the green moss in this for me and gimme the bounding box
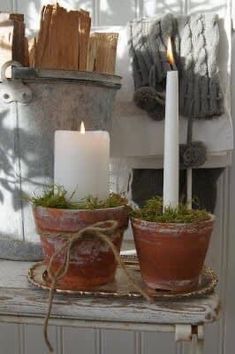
[75,193,128,209]
[131,196,210,223]
[26,185,128,209]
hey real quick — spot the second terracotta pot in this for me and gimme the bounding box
[33,205,129,289]
[131,215,214,292]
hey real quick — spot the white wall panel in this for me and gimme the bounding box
[101,329,136,354]
[99,0,137,25]
[142,332,175,354]
[224,34,235,354]
[0,1,13,12]
[62,327,96,354]
[0,323,20,354]
[15,0,46,34]
[143,0,184,17]
[188,0,228,16]
[24,325,61,354]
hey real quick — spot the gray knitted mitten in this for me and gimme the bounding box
[130,14,177,120]
[129,13,224,120]
[179,14,224,119]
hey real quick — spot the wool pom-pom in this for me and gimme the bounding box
[133,86,165,120]
[180,141,207,168]
[147,105,165,121]
[134,87,159,110]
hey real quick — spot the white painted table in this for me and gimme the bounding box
[0,260,220,354]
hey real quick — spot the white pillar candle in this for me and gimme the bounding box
[163,69,179,209]
[54,125,110,202]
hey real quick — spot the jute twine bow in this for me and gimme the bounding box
[38,220,152,353]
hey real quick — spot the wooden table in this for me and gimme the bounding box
[0,260,220,354]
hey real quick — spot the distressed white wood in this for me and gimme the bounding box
[0,286,220,327]
[206,167,231,354]
[0,315,175,333]
[0,259,220,354]
[223,35,235,354]
[0,260,220,327]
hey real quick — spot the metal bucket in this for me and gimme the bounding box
[0,61,121,260]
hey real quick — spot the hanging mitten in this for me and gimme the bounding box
[129,13,224,120]
[129,14,177,120]
[179,14,224,119]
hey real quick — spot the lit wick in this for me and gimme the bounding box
[166,37,177,70]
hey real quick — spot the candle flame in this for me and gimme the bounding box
[80,121,85,134]
[166,37,175,66]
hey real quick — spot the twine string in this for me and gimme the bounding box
[38,220,152,353]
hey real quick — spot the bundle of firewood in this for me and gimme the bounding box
[0,3,118,75]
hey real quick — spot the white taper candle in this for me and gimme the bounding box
[163,70,179,209]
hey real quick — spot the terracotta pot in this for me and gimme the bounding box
[33,206,129,289]
[131,215,214,292]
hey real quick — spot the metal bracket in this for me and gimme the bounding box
[175,324,193,342]
[175,325,204,354]
[0,61,32,104]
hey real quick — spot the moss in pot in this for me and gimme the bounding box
[28,186,130,289]
[131,197,214,292]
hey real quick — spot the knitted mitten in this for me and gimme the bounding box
[179,14,224,119]
[130,14,177,120]
[130,13,224,120]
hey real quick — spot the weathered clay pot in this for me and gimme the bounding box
[33,206,129,289]
[131,215,214,292]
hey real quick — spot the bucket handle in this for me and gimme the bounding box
[0,61,32,104]
[1,60,23,81]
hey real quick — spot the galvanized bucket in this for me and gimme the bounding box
[0,61,121,260]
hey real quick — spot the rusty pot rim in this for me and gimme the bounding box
[131,213,215,228]
[33,205,128,213]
